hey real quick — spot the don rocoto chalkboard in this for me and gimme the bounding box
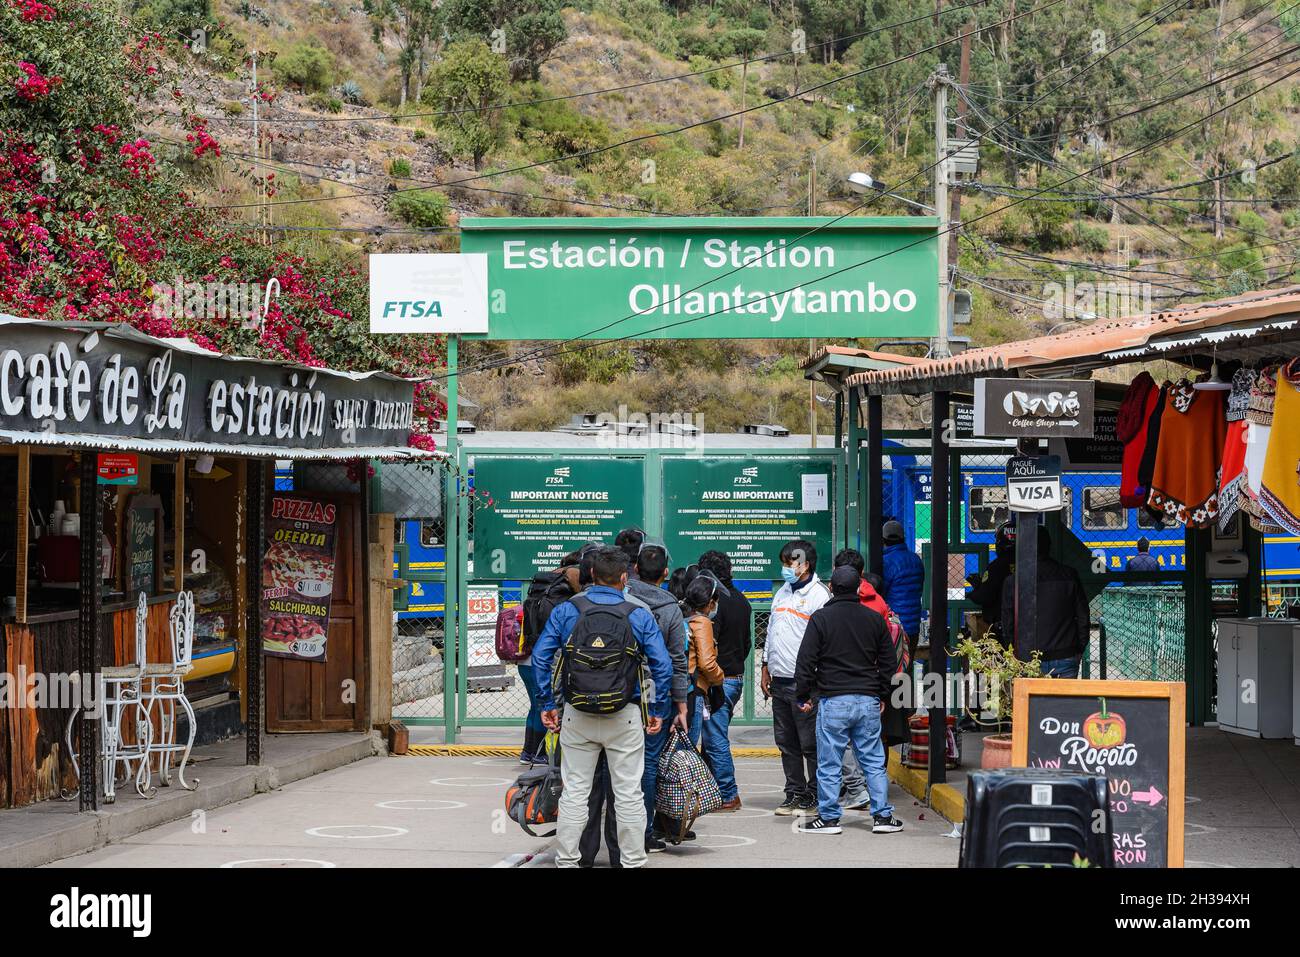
[1023,693,1172,867]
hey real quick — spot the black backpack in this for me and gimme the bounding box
[557,595,643,715]
[521,571,575,650]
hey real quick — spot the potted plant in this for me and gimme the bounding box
[953,633,1044,768]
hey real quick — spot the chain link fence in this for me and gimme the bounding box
[381,461,448,724]
[945,449,1190,684]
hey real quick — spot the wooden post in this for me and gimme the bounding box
[174,456,185,592]
[15,447,28,624]
[928,391,950,786]
[1013,437,1039,664]
[245,460,264,766]
[78,452,102,811]
[369,513,396,733]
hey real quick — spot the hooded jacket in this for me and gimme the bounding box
[999,555,1090,662]
[882,542,924,637]
[794,593,896,701]
[627,578,690,704]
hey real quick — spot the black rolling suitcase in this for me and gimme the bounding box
[959,767,1112,868]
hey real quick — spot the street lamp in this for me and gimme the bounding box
[846,171,936,214]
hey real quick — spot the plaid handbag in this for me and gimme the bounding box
[654,726,723,843]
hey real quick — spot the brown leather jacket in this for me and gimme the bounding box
[687,613,725,692]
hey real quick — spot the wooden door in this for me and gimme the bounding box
[266,495,368,732]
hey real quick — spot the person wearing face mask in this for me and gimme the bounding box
[763,540,830,815]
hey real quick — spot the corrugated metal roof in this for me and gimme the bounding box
[0,313,426,384]
[801,345,928,369]
[0,430,442,461]
[844,287,1300,394]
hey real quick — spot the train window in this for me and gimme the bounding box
[969,486,1008,532]
[420,519,444,548]
[1083,486,1126,530]
[1137,508,1168,530]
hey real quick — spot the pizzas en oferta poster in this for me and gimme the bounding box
[261,493,339,661]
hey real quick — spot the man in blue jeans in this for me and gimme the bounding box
[627,543,691,851]
[793,565,904,835]
[696,550,751,811]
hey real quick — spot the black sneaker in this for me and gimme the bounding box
[797,795,818,813]
[798,816,842,835]
[872,815,904,833]
[645,836,667,853]
[683,829,696,841]
[774,796,801,816]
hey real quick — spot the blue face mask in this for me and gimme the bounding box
[781,565,799,584]
[707,605,718,620]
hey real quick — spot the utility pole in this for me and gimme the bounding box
[946,29,972,280]
[251,50,264,244]
[808,153,818,448]
[931,63,951,359]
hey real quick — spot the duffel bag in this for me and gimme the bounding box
[654,726,723,843]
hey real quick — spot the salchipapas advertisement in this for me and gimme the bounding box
[261,494,338,661]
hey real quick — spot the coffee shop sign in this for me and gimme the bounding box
[0,343,413,442]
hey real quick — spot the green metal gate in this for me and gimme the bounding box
[439,446,845,741]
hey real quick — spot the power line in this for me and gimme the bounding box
[202,0,1071,213]
[211,0,995,127]
[450,0,1260,379]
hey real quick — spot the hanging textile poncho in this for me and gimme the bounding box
[1147,379,1228,527]
[1241,365,1283,534]
[1216,368,1255,532]
[1135,381,1170,519]
[1118,371,1160,508]
[1260,359,1300,535]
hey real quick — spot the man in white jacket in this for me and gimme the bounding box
[762,540,829,814]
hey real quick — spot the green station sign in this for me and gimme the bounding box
[460,216,939,341]
[660,457,835,579]
[471,455,645,579]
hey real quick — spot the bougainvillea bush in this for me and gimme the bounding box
[0,0,445,436]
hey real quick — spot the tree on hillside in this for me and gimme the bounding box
[364,0,439,106]
[726,28,767,149]
[441,0,567,82]
[424,39,509,169]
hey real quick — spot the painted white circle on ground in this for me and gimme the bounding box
[430,776,513,787]
[375,798,467,811]
[221,858,336,868]
[671,833,757,850]
[305,825,409,840]
[1183,822,1217,836]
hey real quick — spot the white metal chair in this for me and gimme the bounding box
[65,592,153,802]
[140,590,198,790]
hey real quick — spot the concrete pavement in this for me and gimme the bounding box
[45,752,960,868]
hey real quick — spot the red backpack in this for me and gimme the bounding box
[495,604,526,662]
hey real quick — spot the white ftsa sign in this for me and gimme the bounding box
[369,253,489,334]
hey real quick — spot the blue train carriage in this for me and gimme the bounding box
[883,455,1299,592]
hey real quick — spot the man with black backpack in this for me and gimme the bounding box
[627,542,690,853]
[533,546,673,869]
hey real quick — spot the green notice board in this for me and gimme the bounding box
[471,456,644,579]
[661,457,834,579]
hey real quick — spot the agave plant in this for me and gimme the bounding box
[338,79,364,105]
